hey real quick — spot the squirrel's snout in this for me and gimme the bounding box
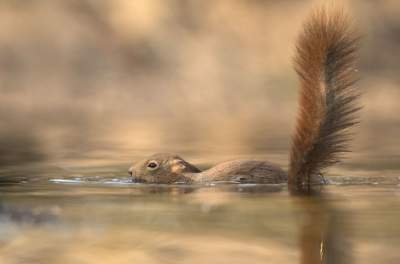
[129,167,139,183]
[129,168,146,183]
[128,167,134,177]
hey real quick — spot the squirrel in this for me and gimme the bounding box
[128,8,360,192]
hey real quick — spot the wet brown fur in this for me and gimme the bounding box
[288,9,360,193]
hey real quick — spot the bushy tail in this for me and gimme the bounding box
[288,9,360,193]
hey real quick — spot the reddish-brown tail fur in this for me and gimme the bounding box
[288,9,360,193]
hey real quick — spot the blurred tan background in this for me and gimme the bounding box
[0,0,399,170]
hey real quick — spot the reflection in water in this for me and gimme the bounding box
[295,195,352,264]
[289,170,353,264]
[0,203,59,225]
[321,207,352,264]
[1,172,399,263]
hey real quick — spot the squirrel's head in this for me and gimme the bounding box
[128,153,201,184]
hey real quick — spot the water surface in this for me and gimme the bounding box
[0,154,399,264]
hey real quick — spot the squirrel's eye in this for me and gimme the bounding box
[147,161,159,170]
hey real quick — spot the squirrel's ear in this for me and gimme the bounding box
[169,159,186,174]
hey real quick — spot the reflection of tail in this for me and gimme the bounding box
[288,9,360,192]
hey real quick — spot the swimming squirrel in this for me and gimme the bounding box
[128,8,360,191]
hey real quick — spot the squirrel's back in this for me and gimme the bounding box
[191,159,287,184]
